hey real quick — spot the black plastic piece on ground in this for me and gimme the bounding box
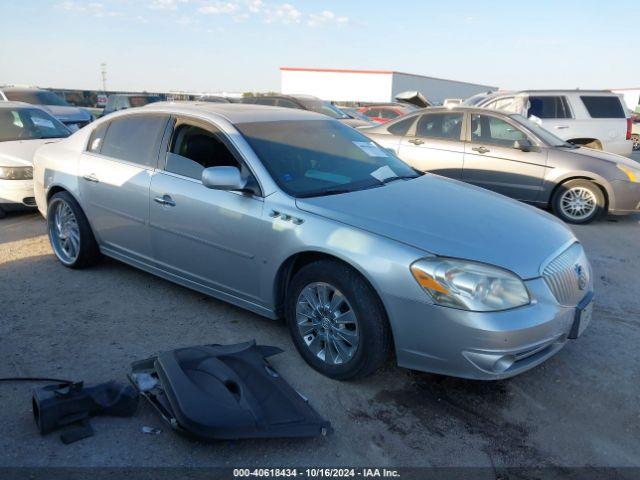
[32,381,139,443]
[130,341,332,441]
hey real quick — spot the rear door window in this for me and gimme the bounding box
[580,96,625,118]
[100,114,169,167]
[387,116,418,136]
[528,96,571,119]
[415,113,464,140]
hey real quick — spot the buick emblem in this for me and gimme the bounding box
[574,264,588,290]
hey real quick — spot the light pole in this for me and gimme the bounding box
[100,63,107,92]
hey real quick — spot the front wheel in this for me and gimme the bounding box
[47,191,101,268]
[285,260,392,380]
[551,179,605,224]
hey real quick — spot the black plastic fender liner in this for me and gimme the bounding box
[129,341,331,440]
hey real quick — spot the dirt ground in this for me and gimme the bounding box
[1,205,639,474]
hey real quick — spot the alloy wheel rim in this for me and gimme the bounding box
[49,200,80,264]
[295,282,359,365]
[560,187,597,221]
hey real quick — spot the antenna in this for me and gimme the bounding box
[100,63,107,92]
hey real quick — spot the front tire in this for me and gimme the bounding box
[551,179,604,224]
[47,191,100,268]
[285,260,391,380]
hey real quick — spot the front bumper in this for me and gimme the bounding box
[385,277,592,380]
[0,178,36,208]
[609,180,640,214]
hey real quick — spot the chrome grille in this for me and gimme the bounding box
[542,243,591,307]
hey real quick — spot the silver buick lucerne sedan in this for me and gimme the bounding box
[33,103,594,380]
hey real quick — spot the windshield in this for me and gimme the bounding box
[298,99,350,119]
[5,90,70,106]
[0,107,71,142]
[236,119,420,197]
[463,94,490,106]
[510,114,572,147]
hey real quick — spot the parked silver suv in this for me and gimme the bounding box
[464,90,633,156]
[364,106,640,223]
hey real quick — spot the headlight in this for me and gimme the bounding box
[410,257,530,312]
[617,163,640,183]
[0,166,33,180]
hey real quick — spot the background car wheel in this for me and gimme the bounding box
[47,191,100,268]
[632,134,640,151]
[551,179,604,224]
[285,260,392,380]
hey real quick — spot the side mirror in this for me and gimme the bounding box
[202,166,247,191]
[513,139,534,152]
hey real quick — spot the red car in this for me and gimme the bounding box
[357,105,414,123]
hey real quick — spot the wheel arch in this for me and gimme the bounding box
[273,250,390,322]
[550,175,612,211]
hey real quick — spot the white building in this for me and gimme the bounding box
[280,67,497,104]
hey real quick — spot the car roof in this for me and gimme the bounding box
[143,101,325,123]
[492,89,616,95]
[0,86,47,93]
[0,101,39,109]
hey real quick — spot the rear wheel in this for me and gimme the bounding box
[47,191,101,268]
[551,179,605,224]
[285,260,391,380]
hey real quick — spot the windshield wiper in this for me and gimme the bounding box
[379,175,419,185]
[297,187,354,198]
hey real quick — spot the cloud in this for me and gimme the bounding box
[264,3,301,24]
[198,1,240,15]
[307,10,348,27]
[57,1,121,17]
[148,0,188,10]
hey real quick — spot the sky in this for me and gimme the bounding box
[1,0,638,94]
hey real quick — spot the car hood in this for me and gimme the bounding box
[565,146,638,168]
[40,105,91,122]
[0,139,62,167]
[295,175,575,279]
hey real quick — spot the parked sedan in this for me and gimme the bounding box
[34,103,593,380]
[364,107,640,223]
[0,102,70,217]
[0,87,93,132]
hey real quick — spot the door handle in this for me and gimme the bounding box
[154,195,176,207]
[82,174,99,183]
[408,138,424,145]
[554,125,569,130]
[472,146,490,154]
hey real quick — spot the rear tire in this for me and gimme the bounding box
[47,191,101,268]
[285,260,392,380]
[551,179,604,224]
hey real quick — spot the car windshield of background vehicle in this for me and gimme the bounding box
[0,107,71,142]
[5,90,70,106]
[128,96,162,107]
[237,119,420,197]
[300,100,350,119]
[510,114,571,147]
[580,96,626,118]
